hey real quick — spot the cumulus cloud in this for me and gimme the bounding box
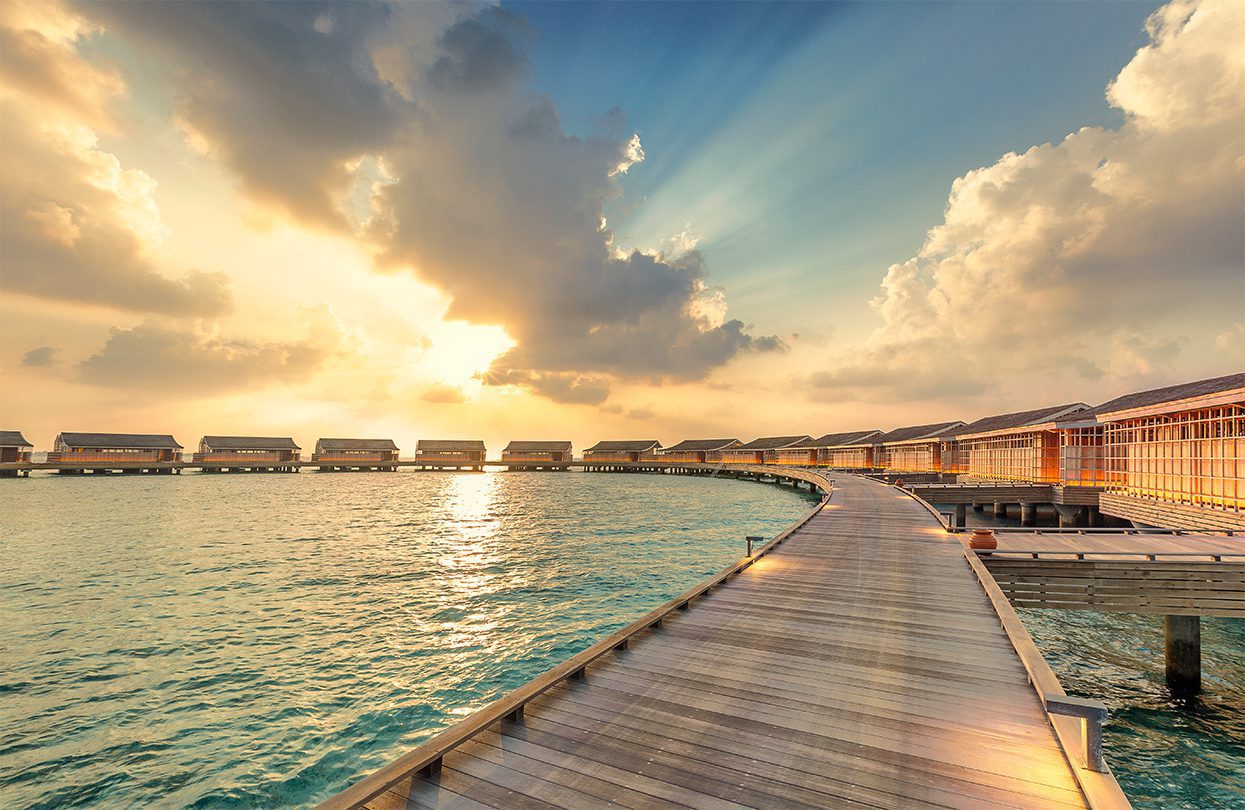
[72,2,779,402]
[21,346,57,367]
[420,383,468,405]
[77,308,344,391]
[0,7,233,317]
[824,0,1244,401]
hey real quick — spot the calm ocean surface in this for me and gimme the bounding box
[0,473,1239,809]
[0,471,816,808]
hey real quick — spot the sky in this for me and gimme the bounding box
[1,0,1242,454]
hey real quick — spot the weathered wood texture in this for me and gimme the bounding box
[330,475,1118,810]
[1099,493,1245,531]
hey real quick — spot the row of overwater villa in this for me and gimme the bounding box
[3,372,1242,529]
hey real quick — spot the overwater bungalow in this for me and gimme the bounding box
[415,440,486,470]
[810,430,883,469]
[0,431,33,477]
[874,421,965,473]
[48,432,183,472]
[0,431,33,463]
[311,438,400,471]
[720,436,810,465]
[582,440,661,464]
[1085,373,1245,530]
[771,436,822,466]
[660,439,742,463]
[502,441,573,469]
[947,403,1090,482]
[193,436,301,472]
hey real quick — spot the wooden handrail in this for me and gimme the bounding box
[315,473,833,810]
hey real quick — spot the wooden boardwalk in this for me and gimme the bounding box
[325,474,1125,809]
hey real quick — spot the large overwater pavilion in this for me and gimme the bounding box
[719,435,810,465]
[806,429,883,468]
[660,438,742,463]
[414,440,486,470]
[312,438,400,471]
[1084,373,1245,530]
[874,421,965,474]
[947,403,1090,482]
[193,436,302,472]
[582,440,661,466]
[48,432,184,473]
[501,441,573,469]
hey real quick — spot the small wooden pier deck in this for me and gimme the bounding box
[322,473,1126,809]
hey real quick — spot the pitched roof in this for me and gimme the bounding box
[417,440,485,452]
[949,404,1089,438]
[200,435,300,450]
[662,438,742,452]
[316,438,399,451]
[584,440,661,452]
[58,432,183,449]
[734,435,812,451]
[0,431,32,448]
[874,421,964,444]
[799,430,883,448]
[504,441,572,452]
[1082,373,1245,419]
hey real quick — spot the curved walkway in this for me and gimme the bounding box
[325,473,1115,809]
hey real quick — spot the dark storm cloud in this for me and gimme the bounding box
[427,7,530,94]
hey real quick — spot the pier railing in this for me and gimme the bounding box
[314,474,833,810]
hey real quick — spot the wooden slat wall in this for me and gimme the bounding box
[982,558,1245,617]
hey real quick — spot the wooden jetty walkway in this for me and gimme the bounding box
[320,472,1127,810]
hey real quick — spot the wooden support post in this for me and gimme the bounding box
[505,705,524,722]
[992,502,1007,518]
[1020,503,1038,526]
[1165,615,1200,694]
[1088,507,1104,528]
[954,504,967,528]
[973,503,985,512]
[419,757,442,777]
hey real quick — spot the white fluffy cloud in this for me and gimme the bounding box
[818,0,1244,403]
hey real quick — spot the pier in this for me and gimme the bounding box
[318,471,1127,810]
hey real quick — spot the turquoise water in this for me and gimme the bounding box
[0,471,817,808]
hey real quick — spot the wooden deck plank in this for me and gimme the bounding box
[337,474,1099,809]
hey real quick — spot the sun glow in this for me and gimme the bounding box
[420,320,515,396]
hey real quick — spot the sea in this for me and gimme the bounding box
[0,471,1240,808]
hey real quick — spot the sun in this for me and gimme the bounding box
[420,320,516,396]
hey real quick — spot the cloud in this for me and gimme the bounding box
[420,383,467,404]
[71,3,779,402]
[834,0,1244,401]
[71,0,430,228]
[77,308,344,391]
[0,6,233,317]
[21,346,57,367]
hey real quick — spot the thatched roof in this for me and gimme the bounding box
[734,435,811,451]
[201,435,300,451]
[662,439,742,452]
[1083,373,1245,419]
[504,441,572,452]
[0,431,32,448]
[417,440,485,452]
[799,430,883,449]
[585,440,661,452]
[949,404,1088,438]
[58,432,183,449]
[316,438,398,451]
[873,421,964,445]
